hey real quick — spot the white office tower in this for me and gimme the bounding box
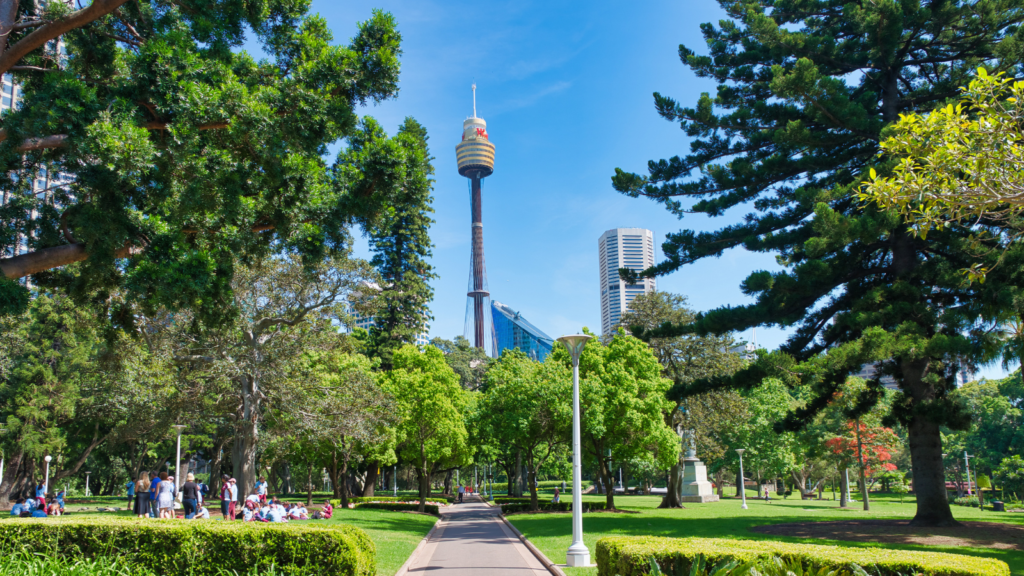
[599,228,656,335]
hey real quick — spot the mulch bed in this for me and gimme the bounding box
[752,520,1024,550]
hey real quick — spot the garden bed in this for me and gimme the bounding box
[752,519,1024,551]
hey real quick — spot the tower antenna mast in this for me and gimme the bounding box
[472,83,477,118]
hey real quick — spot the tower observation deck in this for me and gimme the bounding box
[456,85,496,354]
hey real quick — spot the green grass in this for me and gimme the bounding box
[8,505,436,576]
[506,492,1024,576]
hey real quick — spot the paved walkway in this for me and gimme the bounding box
[404,495,549,575]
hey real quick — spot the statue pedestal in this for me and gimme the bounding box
[680,457,720,503]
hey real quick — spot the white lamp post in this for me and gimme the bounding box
[735,449,747,510]
[173,425,186,496]
[393,465,397,497]
[557,334,592,568]
[43,455,52,494]
[964,452,974,496]
[85,471,92,497]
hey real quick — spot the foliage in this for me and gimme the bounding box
[355,502,439,516]
[736,380,797,483]
[611,0,1024,526]
[825,422,900,476]
[953,496,982,508]
[429,336,491,391]
[995,454,1024,495]
[0,551,154,576]
[500,501,571,514]
[860,70,1024,280]
[549,330,678,510]
[384,344,473,511]
[0,4,404,321]
[478,350,571,510]
[0,517,376,576]
[335,496,451,505]
[595,536,1009,576]
[360,117,437,370]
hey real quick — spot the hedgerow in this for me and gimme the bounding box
[0,517,375,576]
[493,497,532,504]
[595,536,1009,576]
[500,501,609,514]
[354,503,440,516]
[334,496,452,506]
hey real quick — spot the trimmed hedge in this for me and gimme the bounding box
[500,501,609,514]
[0,517,375,576]
[494,497,532,504]
[595,536,1009,576]
[354,502,440,516]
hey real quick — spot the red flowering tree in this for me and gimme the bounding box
[826,421,900,509]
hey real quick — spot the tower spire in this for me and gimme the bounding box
[472,83,477,118]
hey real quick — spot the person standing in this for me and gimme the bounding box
[34,481,44,500]
[158,473,175,519]
[457,483,465,503]
[134,473,151,519]
[255,476,268,505]
[220,475,232,520]
[125,479,135,507]
[149,472,161,518]
[552,487,560,503]
[228,478,239,520]
[181,473,200,519]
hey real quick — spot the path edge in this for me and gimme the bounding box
[500,512,568,576]
[393,516,443,576]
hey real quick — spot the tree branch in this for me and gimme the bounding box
[0,0,130,76]
[0,241,140,279]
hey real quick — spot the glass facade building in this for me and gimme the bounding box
[491,301,554,362]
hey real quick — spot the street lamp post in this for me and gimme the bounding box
[173,425,186,496]
[736,449,747,510]
[964,451,974,496]
[43,455,52,494]
[85,471,92,497]
[557,334,592,568]
[393,465,397,497]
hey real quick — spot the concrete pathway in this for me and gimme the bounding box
[404,495,549,575]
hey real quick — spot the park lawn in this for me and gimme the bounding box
[5,505,436,576]
[507,492,1024,576]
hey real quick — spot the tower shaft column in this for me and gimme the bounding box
[471,176,486,348]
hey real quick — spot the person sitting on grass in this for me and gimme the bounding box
[46,496,61,516]
[319,500,333,520]
[246,491,260,507]
[242,500,257,522]
[194,505,210,519]
[10,498,26,516]
[267,499,287,522]
[30,504,47,518]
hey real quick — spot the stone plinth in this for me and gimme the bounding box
[680,457,720,503]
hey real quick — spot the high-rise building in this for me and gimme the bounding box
[492,301,555,362]
[456,84,496,355]
[599,228,656,335]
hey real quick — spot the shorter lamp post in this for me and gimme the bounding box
[85,471,92,498]
[172,424,186,496]
[964,451,974,496]
[393,465,397,497]
[736,449,747,510]
[43,455,52,494]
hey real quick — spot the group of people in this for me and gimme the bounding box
[133,471,211,519]
[9,482,66,518]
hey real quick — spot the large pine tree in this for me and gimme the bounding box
[358,117,436,371]
[613,0,1024,525]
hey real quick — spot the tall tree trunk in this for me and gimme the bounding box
[855,418,870,511]
[362,461,379,497]
[232,374,260,500]
[208,437,228,497]
[659,460,683,508]
[714,468,725,498]
[329,452,341,499]
[513,450,523,497]
[337,452,350,510]
[306,468,314,507]
[901,357,958,526]
[0,448,25,506]
[417,459,430,513]
[599,456,616,510]
[527,461,540,511]
[839,467,849,508]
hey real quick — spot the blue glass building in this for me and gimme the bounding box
[491,301,554,361]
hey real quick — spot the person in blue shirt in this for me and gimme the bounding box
[55,490,66,512]
[148,472,161,518]
[34,481,44,499]
[125,479,135,506]
[10,498,26,516]
[31,508,47,518]
[24,496,37,513]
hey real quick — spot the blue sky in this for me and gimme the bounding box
[307,0,1013,381]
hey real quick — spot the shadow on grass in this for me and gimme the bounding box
[511,510,1024,574]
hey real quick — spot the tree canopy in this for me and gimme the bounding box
[612,0,1024,526]
[0,2,403,323]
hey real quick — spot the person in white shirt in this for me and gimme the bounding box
[255,477,268,504]
[246,492,260,506]
[229,479,239,509]
[268,500,287,522]
[194,506,210,519]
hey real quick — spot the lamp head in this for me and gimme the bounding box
[735,448,745,455]
[44,455,52,463]
[556,334,592,363]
